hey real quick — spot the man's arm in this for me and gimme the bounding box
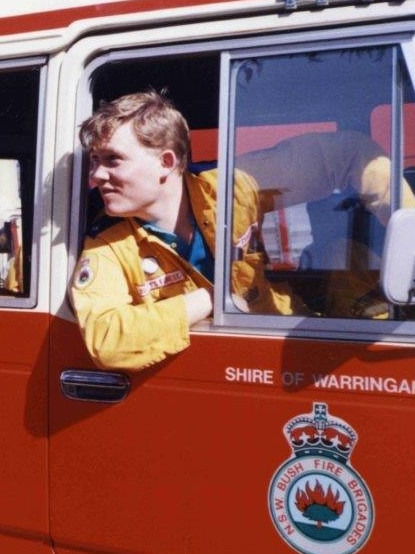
[70,240,199,371]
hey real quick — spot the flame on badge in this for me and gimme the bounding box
[295,479,345,529]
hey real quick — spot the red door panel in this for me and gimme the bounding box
[0,311,52,552]
[49,319,415,553]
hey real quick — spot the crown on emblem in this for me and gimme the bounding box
[284,403,357,463]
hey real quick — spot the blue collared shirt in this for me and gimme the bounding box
[138,218,215,283]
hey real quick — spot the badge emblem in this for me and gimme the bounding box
[268,403,374,554]
[74,257,95,288]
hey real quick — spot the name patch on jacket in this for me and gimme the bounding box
[137,270,185,297]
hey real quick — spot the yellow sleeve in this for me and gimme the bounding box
[70,239,190,371]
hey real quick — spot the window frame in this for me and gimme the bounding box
[0,56,47,309]
[213,31,415,342]
[72,21,415,343]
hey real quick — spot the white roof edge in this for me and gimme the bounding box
[0,0,412,57]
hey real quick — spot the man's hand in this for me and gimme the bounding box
[184,288,213,325]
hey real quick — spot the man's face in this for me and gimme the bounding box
[88,121,164,219]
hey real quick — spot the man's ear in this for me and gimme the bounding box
[159,150,179,184]
[160,150,177,172]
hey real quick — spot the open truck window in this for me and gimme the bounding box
[79,33,415,339]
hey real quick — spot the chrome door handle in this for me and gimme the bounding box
[60,369,130,403]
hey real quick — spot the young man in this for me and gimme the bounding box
[71,91,302,371]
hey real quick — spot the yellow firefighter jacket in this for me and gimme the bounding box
[71,168,299,371]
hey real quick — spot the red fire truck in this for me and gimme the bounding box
[1,0,415,552]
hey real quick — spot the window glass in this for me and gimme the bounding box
[0,68,40,300]
[0,159,22,292]
[229,45,414,319]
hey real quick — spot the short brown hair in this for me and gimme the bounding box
[79,90,191,172]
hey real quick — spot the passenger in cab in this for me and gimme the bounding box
[70,90,307,371]
[236,131,415,318]
[236,130,415,228]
